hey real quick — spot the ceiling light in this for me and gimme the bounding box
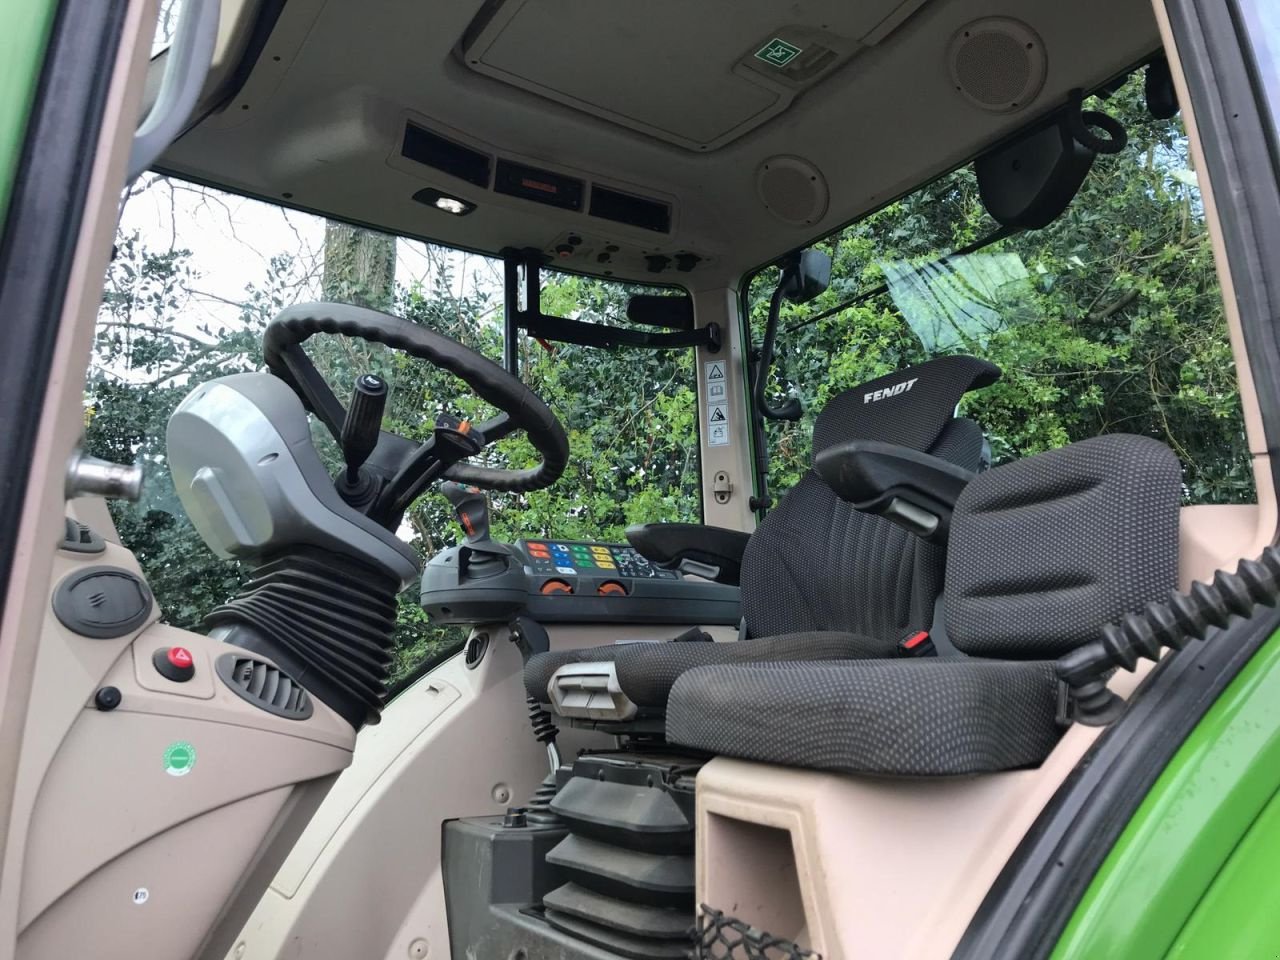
[411,187,476,216]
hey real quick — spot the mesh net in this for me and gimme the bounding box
[696,906,821,960]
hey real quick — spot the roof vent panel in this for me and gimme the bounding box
[461,1,929,150]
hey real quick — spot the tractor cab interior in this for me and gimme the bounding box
[5,1,1280,959]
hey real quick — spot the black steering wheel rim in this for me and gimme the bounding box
[263,302,568,493]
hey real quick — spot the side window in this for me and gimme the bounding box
[750,73,1254,506]
[85,177,701,688]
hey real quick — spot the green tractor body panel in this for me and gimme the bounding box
[1166,784,1280,957]
[0,0,59,227]
[1053,625,1280,959]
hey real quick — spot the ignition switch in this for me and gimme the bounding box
[713,471,733,505]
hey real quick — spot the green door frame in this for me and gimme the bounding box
[1051,622,1280,958]
[0,0,60,227]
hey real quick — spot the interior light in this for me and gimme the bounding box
[411,187,476,216]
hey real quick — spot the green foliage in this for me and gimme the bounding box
[749,77,1253,506]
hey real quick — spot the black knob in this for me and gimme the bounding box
[341,374,388,480]
[94,686,122,711]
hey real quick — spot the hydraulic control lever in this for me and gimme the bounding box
[441,480,491,544]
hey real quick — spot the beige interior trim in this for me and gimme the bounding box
[232,619,735,960]
[0,0,160,951]
[696,668,1150,959]
[696,286,756,531]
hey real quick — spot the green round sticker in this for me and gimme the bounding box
[163,740,196,777]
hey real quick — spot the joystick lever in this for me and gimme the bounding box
[340,374,388,483]
[441,480,491,544]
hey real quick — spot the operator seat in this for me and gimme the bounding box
[666,433,1182,774]
[524,355,1001,722]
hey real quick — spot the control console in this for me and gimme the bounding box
[520,539,678,580]
[420,536,739,626]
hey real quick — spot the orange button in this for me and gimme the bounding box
[540,579,573,595]
[597,581,627,597]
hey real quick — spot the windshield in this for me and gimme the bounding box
[749,70,1254,506]
[84,178,701,691]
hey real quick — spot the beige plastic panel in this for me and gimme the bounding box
[18,787,295,960]
[696,669,1149,960]
[9,506,354,956]
[20,708,350,928]
[230,620,717,960]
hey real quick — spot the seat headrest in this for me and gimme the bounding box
[811,355,1001,460]
[945,434,1181,659]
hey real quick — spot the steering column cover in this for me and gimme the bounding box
[167,372,420,587]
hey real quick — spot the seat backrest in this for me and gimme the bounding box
[945,433,1181,658]
[740,356,1000,641]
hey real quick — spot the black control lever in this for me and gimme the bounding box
[340,374,388,483]
[441,480,490,544]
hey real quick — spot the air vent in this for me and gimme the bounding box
[589,186,671,233]
[401,123,492,187]
[216,653,314,720]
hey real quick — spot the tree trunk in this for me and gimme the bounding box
[321,222,395,310]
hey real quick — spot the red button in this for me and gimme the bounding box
[168,647,193,668]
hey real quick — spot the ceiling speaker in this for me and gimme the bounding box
[757,156,829,227]
[947,18,1047,114]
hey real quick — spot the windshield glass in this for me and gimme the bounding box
[749,70,1254,505]
[85,178,700,690]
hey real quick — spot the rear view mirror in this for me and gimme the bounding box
[626,294,694,330]
[780,248,832,303]
[975,118,1097,230]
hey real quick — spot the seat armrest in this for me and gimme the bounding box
[624,523,750,585]
[814,440,974,543]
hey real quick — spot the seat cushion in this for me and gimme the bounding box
[525,631,897,709]
[666,659,1064,776]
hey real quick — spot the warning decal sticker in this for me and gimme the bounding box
[704,361,731,446]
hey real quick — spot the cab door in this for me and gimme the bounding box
[0,0,162,953]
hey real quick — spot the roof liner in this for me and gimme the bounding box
[158,0,1161,291]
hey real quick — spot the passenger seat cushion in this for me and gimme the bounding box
[666,659,1064,776]
[526,631,896,708]
[946,434,1181,659]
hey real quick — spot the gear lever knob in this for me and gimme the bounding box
[441,481,490,544]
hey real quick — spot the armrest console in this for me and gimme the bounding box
[624,522,750,585]
[814,440,975,543]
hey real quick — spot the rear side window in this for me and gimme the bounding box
[749,72,1254,506]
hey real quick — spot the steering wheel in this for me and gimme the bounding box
[263,302,568,513]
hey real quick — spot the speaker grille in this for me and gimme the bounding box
[756,156,829,227]
[948,19,1046,114]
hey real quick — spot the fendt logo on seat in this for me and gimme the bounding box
[864,377,918,404]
